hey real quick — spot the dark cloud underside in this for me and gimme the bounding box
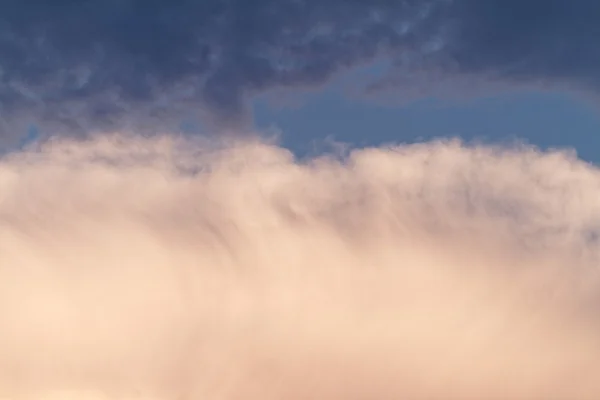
[0,0,598,136]
[450,0,600,84]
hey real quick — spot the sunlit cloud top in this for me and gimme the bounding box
[1,134,600,399]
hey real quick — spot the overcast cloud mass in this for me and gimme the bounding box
[0,0,599,137]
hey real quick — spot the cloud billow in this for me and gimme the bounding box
[1,133,600,399]
[0,0,598,137]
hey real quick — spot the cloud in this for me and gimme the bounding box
[1,0,598,138]
[1,132,600,399]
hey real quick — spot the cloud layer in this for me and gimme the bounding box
[1,133,600,399]
[1,0,598,137]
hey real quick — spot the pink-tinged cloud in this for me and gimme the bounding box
[0,133,599,399]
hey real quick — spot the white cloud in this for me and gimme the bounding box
[0,133,599,399]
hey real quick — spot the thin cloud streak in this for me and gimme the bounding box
[0,133,600,399]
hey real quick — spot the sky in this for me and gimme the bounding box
[1,0,600,148]
[253,76,600,160]
[2,1,600,399]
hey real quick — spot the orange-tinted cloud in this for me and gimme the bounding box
[0,133,599,399]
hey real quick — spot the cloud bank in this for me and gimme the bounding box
[1,133,600,399]
[1,0,599,137]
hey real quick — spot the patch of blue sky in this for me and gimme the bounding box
[253,89,600,162]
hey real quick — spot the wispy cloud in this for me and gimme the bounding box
[1,133,599,399]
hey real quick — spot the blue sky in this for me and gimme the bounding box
[254,88,600,162]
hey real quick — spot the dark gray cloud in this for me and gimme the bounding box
[448,0,600,86]
[0,0,598,137]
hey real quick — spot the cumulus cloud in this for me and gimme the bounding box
[1,132,600,399]
[1,0,598,138]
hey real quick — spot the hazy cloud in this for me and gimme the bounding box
[1,0,598,137]
[1,133,600,399]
